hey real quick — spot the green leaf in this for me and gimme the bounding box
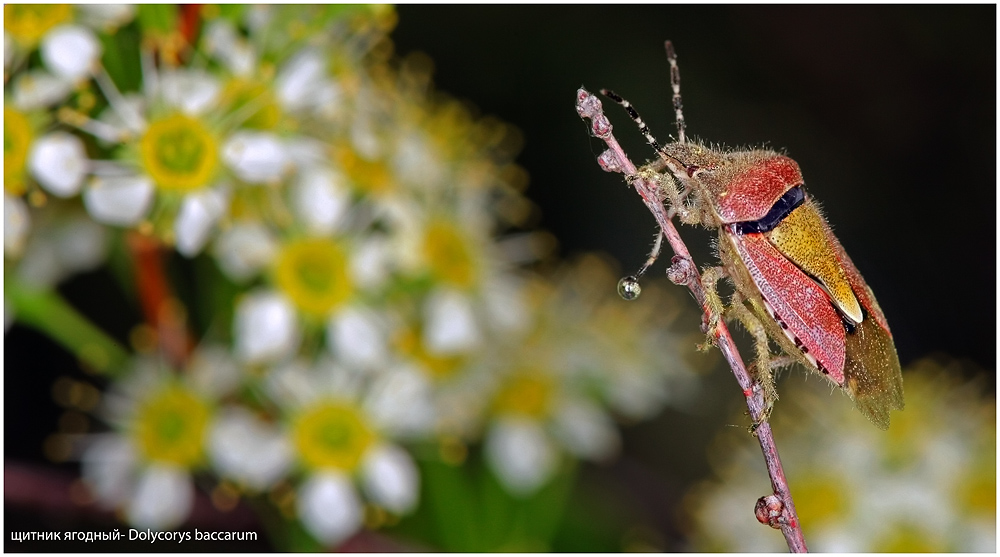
[6,274,130,375]
[137,4,178,35]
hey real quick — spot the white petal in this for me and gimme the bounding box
[298,472,363,547]
[484,417,557,497]
[4,194,30,257]
[202,20,255,77]
[361,444,419,514]
[393,132,444,189]
[4,31,13,71]
[423,288,480,355]
[234,290,300,364]
[83,175,154,226]
[364,366,435,438]
[222,132,289,183]
[275,49,326,111]
[29,132,88,197]
[293,167,349,235]
[13,69,74,108]
[327,306,386,368]
[52,213,108,274]
[551,399,620,462]
[80,434,139,508]
[607,367,669,421]
[76,5,136,29]
[187,344,242,399]
[213,222,277,282]
[174,187,229,257]
[40,25,101,82]
[482,276,529,333]
[264,359,322,408]
[284,137,327,168]
[349,237,391,291]
[209,406,292,491]
[160,69,221,115]
[125,465,193,530]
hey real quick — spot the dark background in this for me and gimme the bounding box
[7,5,995,551]
[393,4,996,375]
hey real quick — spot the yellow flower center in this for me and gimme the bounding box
[292,401,375,471]
[4,107,34,196]
[274,237,353,317]
[4,4,72,46]
[140,114,218,192]
[133,385,210,467]
[394,326,465,380]
[873,522,944,552]
[493,371,555,419]
[423,220,476,288]
[337,148,392,195]
[786,473,850,528]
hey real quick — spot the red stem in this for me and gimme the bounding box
[576,88,807,552]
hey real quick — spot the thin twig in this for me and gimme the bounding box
[576,87,808,553]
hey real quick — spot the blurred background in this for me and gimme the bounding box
[6,5,994,552]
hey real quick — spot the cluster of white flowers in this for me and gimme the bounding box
[6,5,699,548]
[686,356,995,552]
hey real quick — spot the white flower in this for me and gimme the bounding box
[14,210,107,287]
[327,306,387,368]
[186,344,242,399]
[209,406,293,491]
[349,237,391,291]
[202,20,256,77]
[484,417,557,497]
[40,25,101,82]
[298,471,363,547]
[363,365,435,438]
[80,434,139,510]
[214,222,278,282]
[274,49,333,112]
[13,69,73,108]
[292,167,350,235]
[82,174,155,226]
[360,444,419,514]
[234,290,300,364]
[423,288,480,355]
[222,131,290,183]
[75,5,136,30]
[160,68,222,115]
[28,132,89,197]
[174,186,230,257]
[551,399,620,462]
[4,194,31,257]
[125,465,194,530]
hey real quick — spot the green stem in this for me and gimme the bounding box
[6,276,130,375]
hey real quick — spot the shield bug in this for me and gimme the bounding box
[584,42,903,429]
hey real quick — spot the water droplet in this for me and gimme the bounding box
[617,276,641,300]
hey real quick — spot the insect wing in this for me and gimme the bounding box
[728,230,847,384]
[820,221,904,428]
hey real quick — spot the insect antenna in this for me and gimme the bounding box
[599,88,671,158]
[664,40,686,144]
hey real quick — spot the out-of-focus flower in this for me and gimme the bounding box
[81,348,236,530]
[685,356,995,552]
[4,5,133,83]
[264,359,421,546]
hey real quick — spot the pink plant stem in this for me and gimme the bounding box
[576,88,808,553]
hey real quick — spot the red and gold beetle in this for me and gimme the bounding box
[592,42,903,429]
